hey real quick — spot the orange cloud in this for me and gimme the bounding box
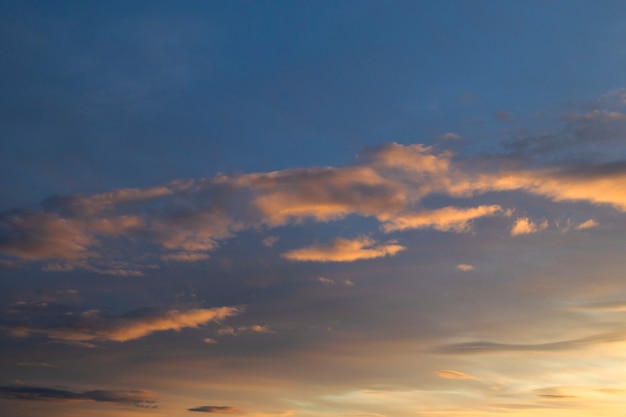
[575,218,599,230]
[457,264,474,271]
[6,307,242,343]
[282,237,405,263]
[510,217,548,236]
[2,142,626,272]
[435,369,477,380]
[382,205,503,233]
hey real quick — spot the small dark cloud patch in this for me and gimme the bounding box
[0,385,156,408]
[188,405,244,414]
[539,394,578,399]
[496,111,512,121]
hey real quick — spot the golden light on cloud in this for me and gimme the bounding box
[281,237,405,262]
[6,307,242,343]
[382,205,503,233]
[576,218,599,230]
[510,217,549,236]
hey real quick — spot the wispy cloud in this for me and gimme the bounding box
[382,205,504,233]
[437,330,626,354]
[435,369,477,380]
[575,218,599,230]
[160,252,210,262]
[216,325,274,337]
[3,306,242,343]
[282,237,405,263]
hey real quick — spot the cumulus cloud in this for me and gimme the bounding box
[188,405,244,414]
[282,237,405,263]
[3,306,242,343]
[0,385,156,408]
[510,217,549,236]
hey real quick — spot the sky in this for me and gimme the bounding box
[2,1,626,416]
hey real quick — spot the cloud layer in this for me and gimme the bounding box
[2,142,625,273]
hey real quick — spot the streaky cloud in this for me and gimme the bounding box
[188,405,244,414]
[435,369,477,380]
[2,306,242,343]
[436,330,626,354]
[0,385,156,408]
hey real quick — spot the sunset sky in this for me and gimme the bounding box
[3,1,626,416]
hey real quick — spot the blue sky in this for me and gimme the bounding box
[3,1,626,416]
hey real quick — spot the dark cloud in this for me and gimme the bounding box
[503,107,626,162]
[0,385,156,408]
[188,405,244,414]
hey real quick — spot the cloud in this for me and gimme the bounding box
[188,405,244,414]
[569,301,626,312]
[438,132,463,141]
[0,385,156,408]
[317,276,335,285]
[510,217,548,236]
[565,110,626,123]
[3,306,242,343]
[538,394,578,399]
[456,264,474,271]
[262,235,279,247]
[382,205,503,233]
[575,218,598,230]
[435,370,477,380]
[282,237,405,263]
[17,362,57,368]
[216,325,274,336]
[160,252,210,262]
[2,140,626,272]
[436,330,626,354]
[0,212,94,260]
[496,111,513,120]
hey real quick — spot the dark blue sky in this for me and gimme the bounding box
[3,0,626,209]
[3,3,626,416]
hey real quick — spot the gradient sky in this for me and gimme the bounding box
[3,1,626,416]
